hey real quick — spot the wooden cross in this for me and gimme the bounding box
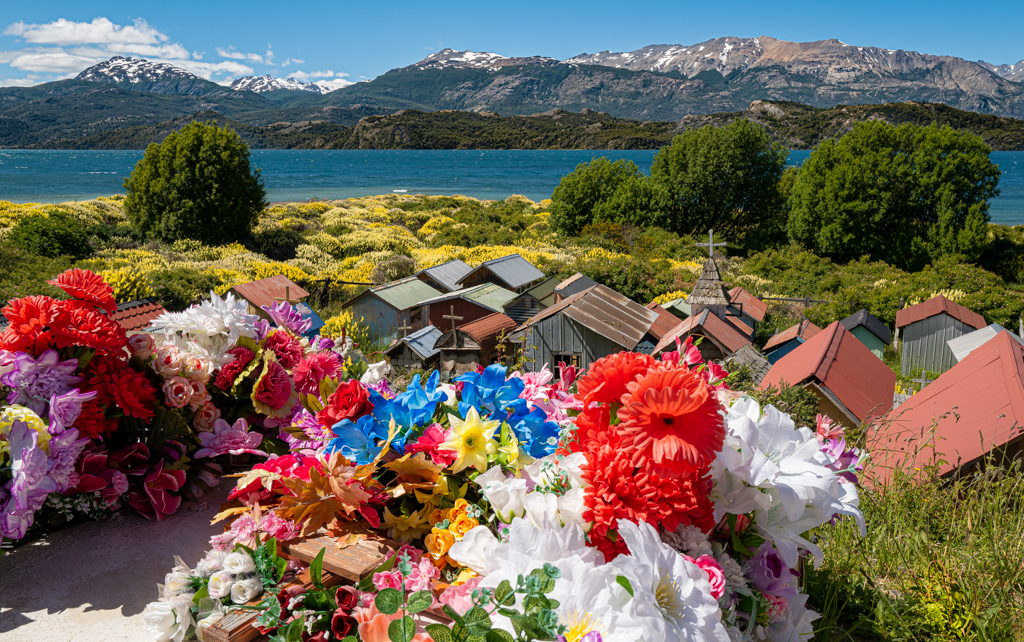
[274,285,302,305]
[911,375,934,391]
[443,305,464,334]
[695,229,727,258]
[397,322,412,338]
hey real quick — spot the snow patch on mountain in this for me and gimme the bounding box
[407,48,558,71]
[75,56,200,83]
[228,75,325,94]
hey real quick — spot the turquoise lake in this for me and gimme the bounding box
[2,149,1023,225]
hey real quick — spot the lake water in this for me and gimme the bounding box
[2,149,1023,225]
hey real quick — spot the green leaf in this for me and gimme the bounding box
[615,574,634,597]
[406,590,433,614]
[388,616,416,642]
[493,580,515,607]
[268,617,304,642]
[357,555,396,592]
[441,604,466,627]
[425,624,454,642]
[310,547,326,589]
[342,637,359,642]
[375,587,403,615]
[191,585,209,606]
[484,630,515,642]
[464,606,492,636]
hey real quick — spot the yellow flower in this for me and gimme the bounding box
[382,506,428,543]
[425,527,456,567]
[440,407,499,473]
[0,405,51,461]
[450,514,479,539]
[451,568,479,587]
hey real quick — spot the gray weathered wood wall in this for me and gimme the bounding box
[517,315,626,372]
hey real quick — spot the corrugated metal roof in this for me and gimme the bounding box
[761,322,896,423]
[516,284,657,350]
[661,298,692,318]
[457,254,545,290]
[764,320,822,352]
[840,309,892,345]
[386,325,443,361]
[728,286,768,322]
[109,298,168,332]
[948,324,1024,362]
[417,284,517,313]
[895,295,986,331]
[231,275,310,311]
[461,313,518,343]
[645,302,684,341]
[872,331,1024,479]
[653,309,752,355]
[347,276,441,312]
[555,273,599,299]
[525,277,559,306]
[417,260,473,292]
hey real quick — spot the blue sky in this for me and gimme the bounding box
[2,1,1023,87]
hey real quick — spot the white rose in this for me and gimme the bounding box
[523,492,560,528]
[163,571,193,596]
[195,550,228,577]
[476,467,527,523]
[142,596,194,642]
[222,552,256,574]
[557,488,587,529]
[447,525,499,574]
[230,577,264,604]
[206,571,235,599]
[195,612,224,642]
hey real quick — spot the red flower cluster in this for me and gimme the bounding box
[254,359,293,410]
[262,329,305,370]
[215,346,256,391]
[293,352,342,395]
[571,350,726,561]
[316,379,372,428]
[229,454,326,504]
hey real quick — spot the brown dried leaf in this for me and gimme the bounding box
[384,452,443,485]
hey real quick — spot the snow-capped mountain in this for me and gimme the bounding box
[978,59,1024,83]
[74,56,222,95]
[405,48,558,71]
[229,75,324,94]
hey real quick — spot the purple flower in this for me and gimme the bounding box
[46,428,90,492]
[311,335,336,352]
[277,405,329,452]
[1,421,57,539]
[365,378,393,399]
[194,418,267,458]
[48,388,98,434]
[822,438,864,484]
[2,350,83,417]
[744,542,798,599]
[253,318,272,341]
[262,301,312,335]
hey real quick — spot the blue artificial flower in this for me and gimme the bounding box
[325,415,386,464]
[457,364,525,418]
[506,405,561,458]
[365,372,447,455]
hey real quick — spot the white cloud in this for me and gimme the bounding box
[170,59,254,79]
[264,44,274,65]
[286,69,341,82]
[281,57,305,67]
[3,18,167,47]
[2,49,102,74]
[314,77,353,92]
[68,42,191,60]
[217,46,264,63]
[0,76,39,87]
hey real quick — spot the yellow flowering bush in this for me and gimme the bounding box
[652,290,690,305]
[321,309,372,347]
[418,215,455,240]
[307,232,346,258]
[102,266,155,302]
[244,261,311,283]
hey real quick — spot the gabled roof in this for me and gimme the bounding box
[645,302,683,342]
[840,309,892,345]
[456,254,545,290]
[728,286,768,322]
[416,283,518,313]
[764,320,822,352]
[725,345,772,385]
[416,260,473,292]
[344,276,441,312]
[686,257,730,307]
[524,277,559,306]
[230,275,309,311]
[947,324,1024,362]
[109,298,167,332]
[436,313,517,352]
[872,331,1024,478]
[761,322,896,423]
[514,284,658,350]
[895,295,986,331]
[385,325,443,361]
[555,273,599,300]
[653,309,752,356]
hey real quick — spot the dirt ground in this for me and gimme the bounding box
[0,484,231,642]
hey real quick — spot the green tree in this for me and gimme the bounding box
[7,211,91,260]
[550,157,643,235]
[787,121,1000,270]
[650,119,789,247]
[591,173,668,229]
[124,120,267,245]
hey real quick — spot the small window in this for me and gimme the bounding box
[553,353,580,379]
[409,308,422,324]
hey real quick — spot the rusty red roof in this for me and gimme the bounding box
[870,331,1024,480]
[461,313,518,343]
[109,299,167,332]
[230,275,309,311]
[764,319,822,352]
[653,309,752,355]
[728,286,768,322]
[760,322,896,423]
[894,295,986,331]
[645,302,683,341]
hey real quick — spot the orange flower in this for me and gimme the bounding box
[425,527,455,560]
[426,507,448,527]
[449,514,478,539]
[575,352,656,406]
[617,367,725,477]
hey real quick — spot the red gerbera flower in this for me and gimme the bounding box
[575,352,657,406]
[0,295,61,354]
[262,329,304,370]
[75,399,118,439]
[582,443,717,562]
[292,351,341,395]
[254,359,293,410]
[110,368,157,421]
[51,304,127,355]
[616,368,725,477]
[47,268,116,313]
[214,346,256,391]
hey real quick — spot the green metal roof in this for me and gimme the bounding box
[465,283,518,312]
[369,277,442,311]
[525,277,559,306]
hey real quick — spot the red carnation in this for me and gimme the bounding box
[75,399,118,439]
[292,352,341,395]
[110,368,157,421]
[563,403,619,455]
[215,346,256,391]
[575,352,657,406]
[47,268,116,312]
[254,359,293,410]
[51,304,128,355]
[83,354,127,405]
[262,329,305,370]
[317,379,372,427]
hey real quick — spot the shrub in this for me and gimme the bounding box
[7,211,90,260]
[550,157,644,235]
[149,266,223,311]
[101,266,155,303]
[124,120,267,245]
[251,225,304,260]
[370,255,416,285]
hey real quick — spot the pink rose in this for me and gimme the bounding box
[194,401,221,432]
[438,577,481,616]
[154,347,182,377]
[127,333,155,360]
[695,555,726,600]
[188,380,212,409]
[183,357,212,384]
[372,570,403,591]
[162,376,193,409]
